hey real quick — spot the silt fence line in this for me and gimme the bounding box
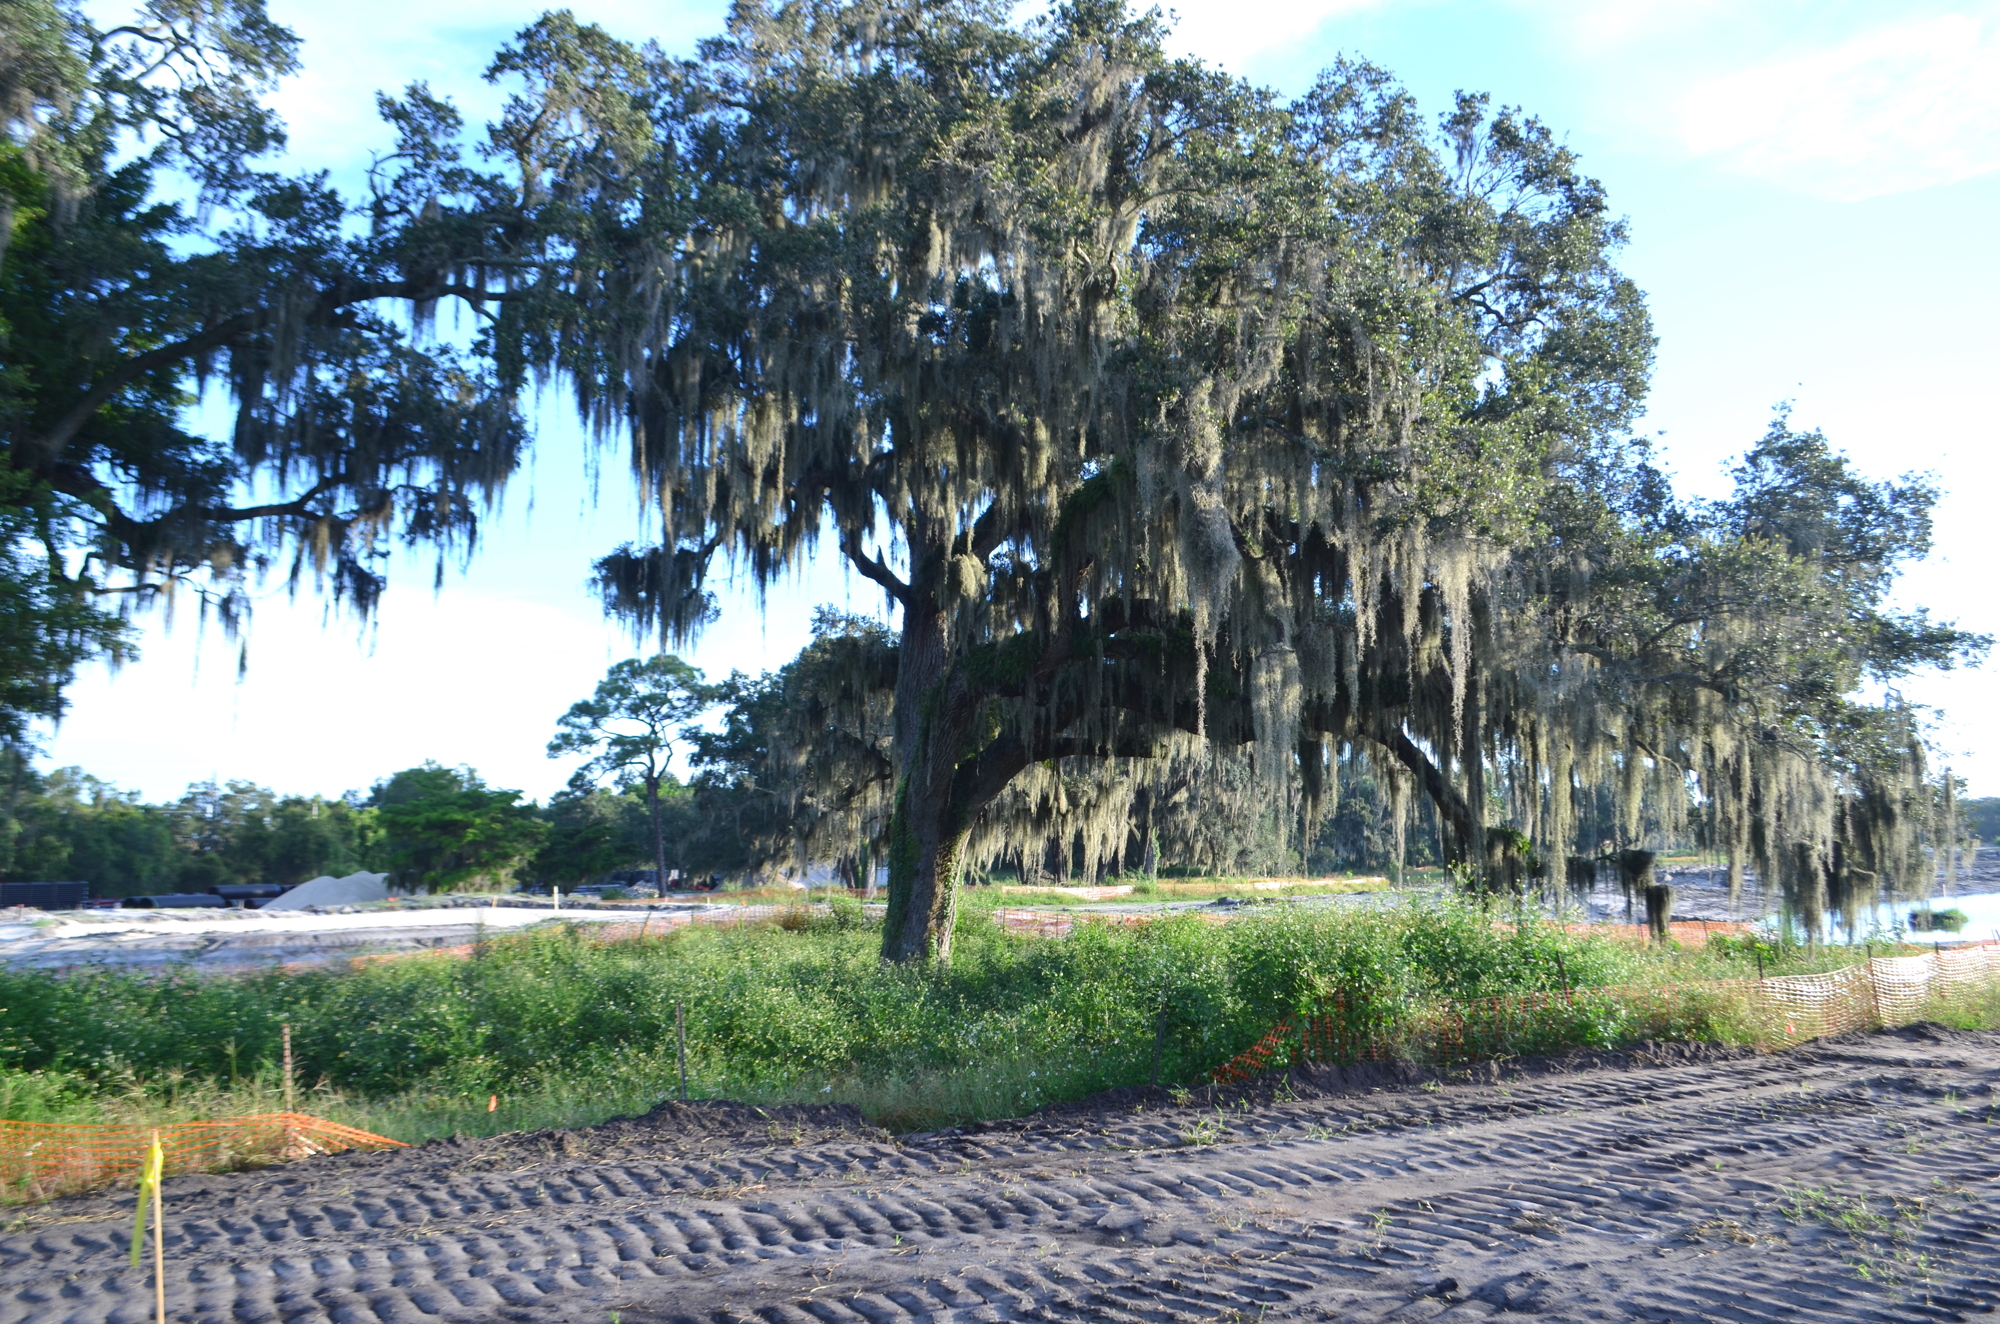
[0,1112,405,1202]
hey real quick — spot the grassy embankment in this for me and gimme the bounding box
[0,897,1989,1160]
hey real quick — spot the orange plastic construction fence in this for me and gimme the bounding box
[0,1113,405,1202]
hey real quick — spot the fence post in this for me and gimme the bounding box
[281,1023,294,1114]
[149,1130,165,1324]
[1152,1005,1167,1088]
[676,1002,689,1102]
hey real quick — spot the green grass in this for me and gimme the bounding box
[1,898,1631,1133]
[0,898,1984,1167]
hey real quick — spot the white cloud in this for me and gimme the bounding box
[42,518,873,803]
[1678,7,2000,200]
[1512,0,1731,57]
[1153,0,1388,75]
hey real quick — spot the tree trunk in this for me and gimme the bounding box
[646,776,668,895]
[884,788,970,962]
[1644,884,1675,942]
[881,598,977,963]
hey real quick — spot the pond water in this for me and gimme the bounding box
[1836,890,2000,945]
[1571,845,2000,942]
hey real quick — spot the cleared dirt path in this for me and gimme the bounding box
[7,1025,2000,1323]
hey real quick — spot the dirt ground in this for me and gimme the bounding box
[7,1025,2000,1323]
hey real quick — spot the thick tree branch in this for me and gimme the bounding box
[39,461,336,531]
[838,526,911,604]
[1562,642,1735,697]
[1371,723,1477,865]
[213,477,338,522]
[31,275,522,466]
[32,313,254,464]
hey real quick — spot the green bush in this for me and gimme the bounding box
[0,899,1634,1126]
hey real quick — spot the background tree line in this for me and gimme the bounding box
[0,752,553,897]
[0,651,1460,897]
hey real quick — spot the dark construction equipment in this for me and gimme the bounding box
[211,884,288,907]
[120,894,227,909]
[0,882,90,910]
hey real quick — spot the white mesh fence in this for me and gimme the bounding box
[1755,941,2000,1047]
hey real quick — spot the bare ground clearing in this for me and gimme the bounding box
[7,1027,2000,1322]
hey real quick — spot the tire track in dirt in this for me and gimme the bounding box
[9,1026,2000,1322]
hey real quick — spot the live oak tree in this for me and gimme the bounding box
[548,655,711,890]
[525,0,1979,954]
[513,0,1664,958]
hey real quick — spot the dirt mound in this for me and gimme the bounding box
[10,1028,2000,1323]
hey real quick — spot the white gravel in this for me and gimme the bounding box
[0,899,724,971]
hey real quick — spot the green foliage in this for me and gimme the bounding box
[1541,416,1988,925]
[9,904,1989,1139]
[0,755,380,894]
[549,655,712,885]
[0,0,530,738]
[0,901,1626,1126]
[0,477,131,744]
[369,763,544,893]
[688,608,897,881]
[549,657,710,791]
[168,778,382,891]
[1306,756,1444,874]
[528,786,656,890]
[0,752,695,897]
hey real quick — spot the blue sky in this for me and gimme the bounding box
[44,0,2000,800]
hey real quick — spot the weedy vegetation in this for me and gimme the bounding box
[1,900,1992,1177]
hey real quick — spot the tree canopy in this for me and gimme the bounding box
[549,654,711,888]
[543,0,1980,954]
[368,763,546,892]
[0,0,535,741]
[0,750,382,895]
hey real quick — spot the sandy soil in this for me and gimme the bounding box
[7,1025,2000,1322]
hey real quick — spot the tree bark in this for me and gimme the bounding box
[881,596,976,962]
[1374,725,1480,867]
[647,776,668,895]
